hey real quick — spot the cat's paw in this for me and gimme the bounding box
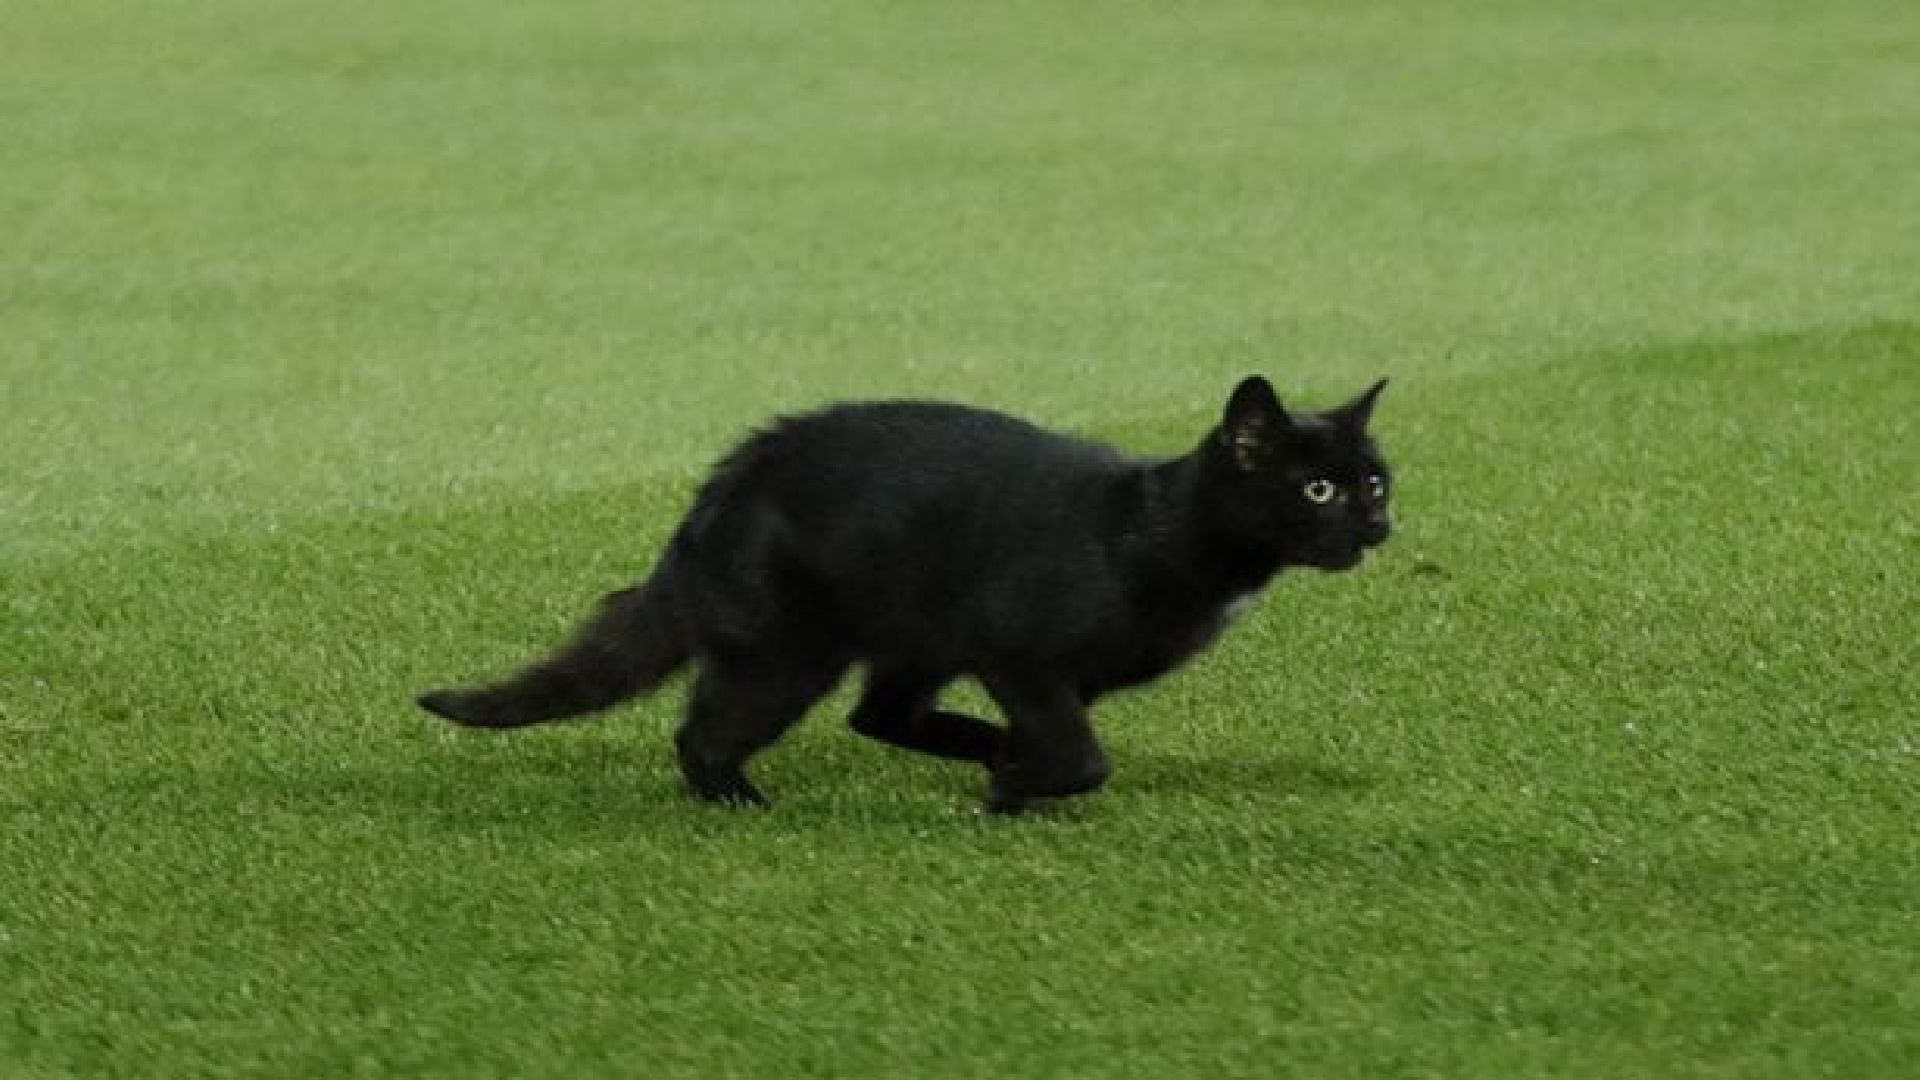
[692,784,769,809]
[683,763,770,809]
[981,789,1034,816]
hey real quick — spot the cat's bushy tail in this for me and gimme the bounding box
[417,571,691,729]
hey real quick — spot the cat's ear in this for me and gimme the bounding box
[1334,378,1389,432]
[1221,375,1291,471]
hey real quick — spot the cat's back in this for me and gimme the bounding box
[731,400,1123,498]
[676,399,1131,562]
[774,399,1093,457]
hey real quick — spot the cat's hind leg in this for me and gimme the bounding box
[848,666,1004,765]
[675,649,845,807]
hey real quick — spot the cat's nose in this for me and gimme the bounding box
[1359,515,1391,547]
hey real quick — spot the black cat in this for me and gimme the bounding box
[419,375,1391,814]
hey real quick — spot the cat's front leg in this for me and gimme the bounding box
[978,672,1111,815]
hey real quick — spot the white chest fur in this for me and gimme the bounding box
[1222,589,1267,622]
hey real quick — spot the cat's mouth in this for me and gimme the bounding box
[1315,547,1367,573]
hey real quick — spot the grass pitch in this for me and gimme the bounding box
[4,2,1917,1076]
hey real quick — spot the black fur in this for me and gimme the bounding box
[419,375,1392,813]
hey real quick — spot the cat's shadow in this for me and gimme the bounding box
[1119,748,1377,800]
[298,731,1377,835]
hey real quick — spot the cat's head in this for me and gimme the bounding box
[1201,375,1392,573]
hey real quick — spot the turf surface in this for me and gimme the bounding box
[4,2,1917,1076]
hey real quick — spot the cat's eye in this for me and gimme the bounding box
[1302,479,1337,505]
[1367,474,1387,498]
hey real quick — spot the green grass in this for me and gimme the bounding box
[4,2,1917,1076]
